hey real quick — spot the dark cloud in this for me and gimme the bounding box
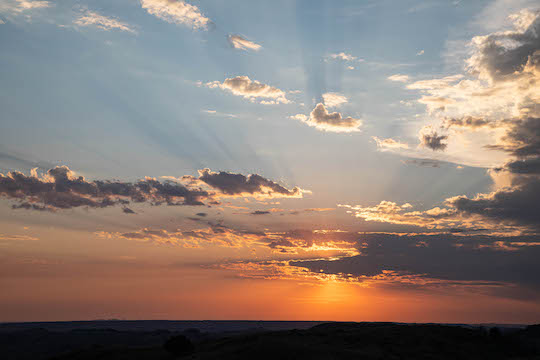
[1,166,307,212]
[467,9,540,82]
[0,166,208,212]
[419,126,448,151]
[447,177,540,230]
[488,117,540,157]
[403,159,441,168]
[195,212,207,217]
[194,168,304,198]
[122,207,136,214]
[494,157,540,174]
[251,210,271,215]
[289,232,540,294]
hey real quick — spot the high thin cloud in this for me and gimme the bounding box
[227,35,261,51]
[0,166,307,212]
[328,52,357,61]
[74,10,136,34]
[206,76,289,104]
[387,74,410,82]
[0,0,50,19]
[373,137,409,150]
[139,0,211,30]
[291,103,362,133]
[322,92,348,108]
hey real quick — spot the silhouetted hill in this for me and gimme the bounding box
[2,322,540,359]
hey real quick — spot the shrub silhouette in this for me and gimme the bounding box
[163,335,194,357]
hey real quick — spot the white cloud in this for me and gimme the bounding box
[228,34,261,51]
[322,92,348,108]
[74,10,136,34]
[291,103,362,133]
[0,0,50,18]
[373,137,409,150]
[139,0,210,30]
[387,74,410,82]
[416,50,425,56]
[206,76,289,104]
[329,52,357,61]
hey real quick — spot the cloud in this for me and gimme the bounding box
[186,168,306,199]
[447,177,540,230]
[139,0,211,30]
[287,232,540,294]
[418,126,448,151]
[0,166,209,212]
[206,76,289,104]
[495,157,540,174]
[0,234,38,241]
[328,52,357,61]
[387,74,410,82]
[227,34,261,51]
[0,0,50,19]
[373,136,409,150]
[416,50,425,56]
[403,159,441,168]
[74,10,136,34]
[291,103,362,133]
[98,226,255,248]
[322,92,348,108]
[1,166,307,212]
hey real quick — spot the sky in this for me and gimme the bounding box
[0,0,539,323]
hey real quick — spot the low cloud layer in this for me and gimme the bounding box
[227,35,261,51]
[287,232,540,295]
[206,76,289,104]
[291,103,362,133]
[139,0,211,30]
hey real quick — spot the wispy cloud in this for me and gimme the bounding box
[228,34,261,51]
[74,10,136,34]
[139,0,211,30]
[322,92,348,108]
[206,76,289,104]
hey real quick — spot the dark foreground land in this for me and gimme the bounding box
[1,321,540,359]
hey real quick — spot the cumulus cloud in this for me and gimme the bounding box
[74,10,136,34]
[418,126,448,151]
[322,92,348,108]
[184,168,306,199]
[291,103,362,133]
[227,34,261,51]
[0,166,307,212]
[373,136,409,150]
[139,0,211,30]
[387,74,410,82]
[206,76,289,104]
[0,166,209,212]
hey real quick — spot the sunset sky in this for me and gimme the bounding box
[1,0,539,324]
